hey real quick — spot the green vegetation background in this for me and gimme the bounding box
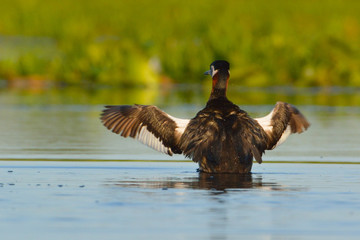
[0,0,360,87]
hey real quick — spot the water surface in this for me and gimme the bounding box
[1,161,360,240]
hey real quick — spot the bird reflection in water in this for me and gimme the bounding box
[107,173,285,193]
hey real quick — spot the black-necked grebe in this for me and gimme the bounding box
[101,60,310,173]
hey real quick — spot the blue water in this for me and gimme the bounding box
[1,161,360,240]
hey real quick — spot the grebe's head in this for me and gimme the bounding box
[204,60,230,78]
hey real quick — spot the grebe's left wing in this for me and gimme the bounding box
[101,105,189,155]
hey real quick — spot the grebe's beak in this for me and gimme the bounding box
[204,70,211,75]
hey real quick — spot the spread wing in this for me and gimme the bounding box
[100,105,190,155]
[255,102,310,150]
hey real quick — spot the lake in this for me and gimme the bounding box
[1,86,360,239]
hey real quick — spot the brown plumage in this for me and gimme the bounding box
[100,60,310,173]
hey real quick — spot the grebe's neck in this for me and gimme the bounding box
[209,72,229,100]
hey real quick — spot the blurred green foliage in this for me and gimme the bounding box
[0,0,360,87]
